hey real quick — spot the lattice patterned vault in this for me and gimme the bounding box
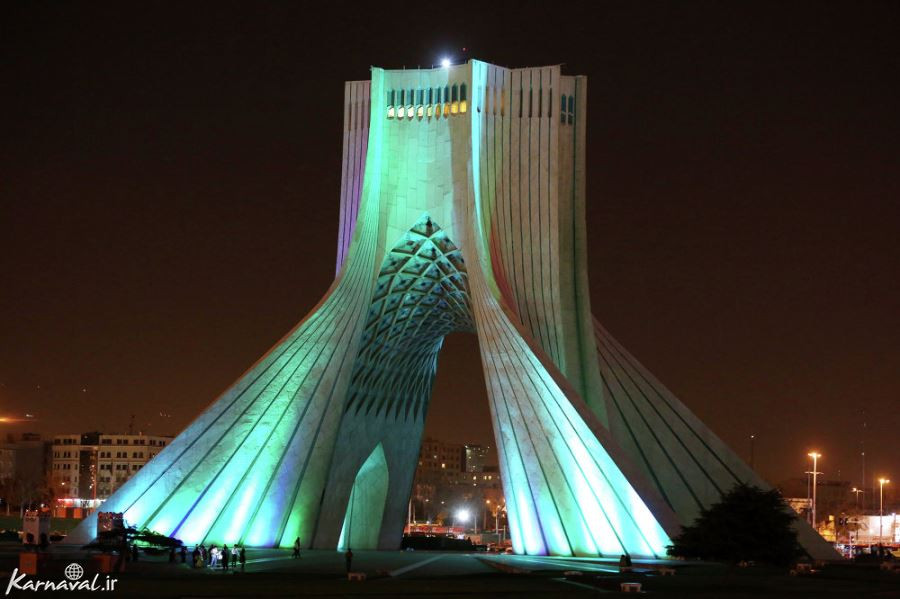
[69,59,837,560]
[345,215,473,422]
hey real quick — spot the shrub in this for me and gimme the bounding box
[667,483,801,566]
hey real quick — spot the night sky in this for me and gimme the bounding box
[2,2,897,492]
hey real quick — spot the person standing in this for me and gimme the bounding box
[180,545,187,564]
[345,547,353,573]
[292,537,301,558]
[239,546,246,571]
[222,544,230,570]
[117,538,128,571]
[192,546,200,568]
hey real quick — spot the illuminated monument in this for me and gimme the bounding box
[70,60,834,559]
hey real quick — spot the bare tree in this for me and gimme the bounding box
[1,474,48,517]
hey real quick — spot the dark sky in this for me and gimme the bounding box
[1,2,897,492]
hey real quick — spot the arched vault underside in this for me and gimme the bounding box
[311,216,476,551]
[70,59,836,561]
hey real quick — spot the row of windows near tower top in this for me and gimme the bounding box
[386,83,576,124]
[387,84,468,119]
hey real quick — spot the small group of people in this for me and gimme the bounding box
[190,543,245,570]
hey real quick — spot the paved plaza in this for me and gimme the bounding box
[0,546,896,597]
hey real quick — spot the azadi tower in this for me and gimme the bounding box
[70,60,835,560]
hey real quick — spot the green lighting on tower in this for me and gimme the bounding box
[66,56,836,562]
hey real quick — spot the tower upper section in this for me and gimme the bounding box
[336,60,586,276]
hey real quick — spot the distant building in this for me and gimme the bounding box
[418,437,464,476]
[50,432,173,508]
[411,438,503,527]
[0,433,45,484]
[464,444,490,473]
[777,477,856,527]
[51,432,98,503]
[443,465,500,487]
[0,433,47,513]
[848,514,900,544]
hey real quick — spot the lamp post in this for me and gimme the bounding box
[808,452,821,530]
[851,487,863,508]
[749,434,756,469]
[805,470,811,523]
[879,478,890,543]
[493,501,499,533]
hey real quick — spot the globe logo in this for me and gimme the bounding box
[64,562,84,581]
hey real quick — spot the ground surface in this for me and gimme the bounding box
[0,516,81,533]
[0,545,896,597]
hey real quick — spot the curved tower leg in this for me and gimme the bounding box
[592,319,839,561]
[66,228,379,547]
[469,282,677,556]
[67,78,386,549]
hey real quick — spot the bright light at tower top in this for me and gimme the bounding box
[807,451,821,458]
[441,57,451,68]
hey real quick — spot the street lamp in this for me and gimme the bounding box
[879,478,890,543]
[808,452,822,529]
[749,434,756,469]
[455,508,469,531]
[488,499,500,533]
[851,487,864,507]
